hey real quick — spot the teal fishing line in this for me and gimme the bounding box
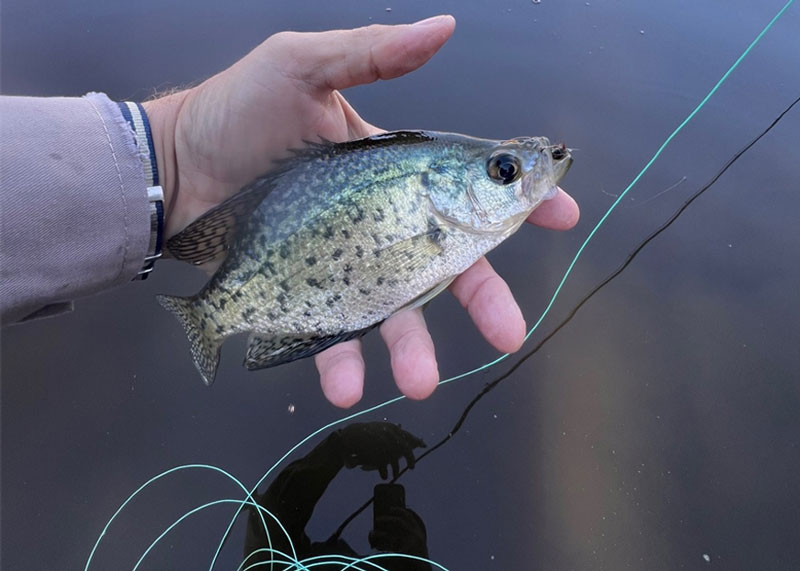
[445,0,797,383]
[209,0,796,565]
[205,3,795,563]
[91,2,794,568]
[209,395,406,569]
[133,497,293,571]
[84,463,266,570]
[239,551,450,571]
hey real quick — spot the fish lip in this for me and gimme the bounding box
[548,143,573,185]
[554,155,573,184]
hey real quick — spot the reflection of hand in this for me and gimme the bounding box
[369,506,429,560]
[336,422,426,480]
[145,16,579,408]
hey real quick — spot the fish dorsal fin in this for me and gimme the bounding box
[167,176,276,265]
[294,131,436,160]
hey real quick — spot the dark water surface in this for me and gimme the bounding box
[3,1,799,569]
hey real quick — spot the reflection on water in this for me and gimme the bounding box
[2,1,799,569]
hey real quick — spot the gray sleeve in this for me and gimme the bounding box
[1,92,151,323]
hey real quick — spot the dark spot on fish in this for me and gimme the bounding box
[343,276,351,286]
[216,324,225,335]
[277,293,287,305]
[404,251,414,261]
[341,229,351,239]
[372,207,385,222]
[388,278,399,287]
[359,287,371,295]
[385,234,395,242]
[279,244,290,259]
[350,205,365,224]
[332,248,343,261]
[371,233,382,246]
[427,219,443,245]
[304,300,314,308]
[218,298,227,310]
[259,262,275,277]
[279,280,290,292]
[305,256,317,266]
[268,311,277,320]
[420,171,430,187]
[199,318,207,330]
[259,234,268,248]
[325,297,336,307]
[355,245,364,258]
[303,310,312,317]
[343,263,353,273]
[323,225,335,239]
[306,277,323,289]
[376,277,385,286]
[241,308,256,323]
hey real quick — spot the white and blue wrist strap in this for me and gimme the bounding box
[118,101,164,280]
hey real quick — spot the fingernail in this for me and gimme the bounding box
[411,14,451,29]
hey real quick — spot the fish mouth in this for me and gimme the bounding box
[549,143,573,184]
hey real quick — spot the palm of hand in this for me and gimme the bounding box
[168,52,374,239]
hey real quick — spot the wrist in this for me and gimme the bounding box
[142,91,188,239]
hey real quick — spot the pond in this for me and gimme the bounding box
[2,1,799,569]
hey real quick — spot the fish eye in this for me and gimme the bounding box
[487,153,522,185]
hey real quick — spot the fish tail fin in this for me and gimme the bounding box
[157,294,222,386]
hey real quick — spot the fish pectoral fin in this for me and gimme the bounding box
[394,276,455,314]
[244,325,377,370]
[167,175,278,266]
[373,217,445,267]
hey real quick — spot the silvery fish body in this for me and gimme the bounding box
[158,131,572,385]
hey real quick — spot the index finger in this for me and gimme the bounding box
[526,187,579,230]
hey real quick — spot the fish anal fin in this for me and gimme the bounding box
[244,325,376,371]
[167,176,276,265]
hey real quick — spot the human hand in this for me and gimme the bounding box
[144,16,579,407]
[336,422,425,480]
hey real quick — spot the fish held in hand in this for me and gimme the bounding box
[158,131,572,386]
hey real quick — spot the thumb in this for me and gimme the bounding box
[267,15,456,92]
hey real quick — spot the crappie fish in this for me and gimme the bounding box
[158,131,572,386]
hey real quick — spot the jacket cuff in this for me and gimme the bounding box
[0,92,150,323]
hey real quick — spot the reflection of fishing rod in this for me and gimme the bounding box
[330,94,800,542]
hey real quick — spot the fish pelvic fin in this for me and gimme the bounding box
[157,294,222,386]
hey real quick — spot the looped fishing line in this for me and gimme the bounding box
[84,1,795,569]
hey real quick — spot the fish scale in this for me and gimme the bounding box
[157,130,572,386]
